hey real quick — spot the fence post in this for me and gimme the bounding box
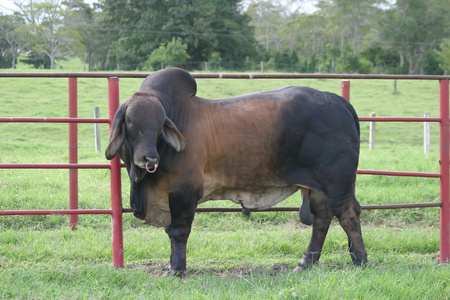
[370,112,376,150]
[108,77,124,268]
[68,77,78,230]
[424,112,430,154]
[341,80,350,102]
[94,107,101,153]
[440,79,450,263]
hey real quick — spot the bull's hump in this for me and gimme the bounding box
[140,68,197,104]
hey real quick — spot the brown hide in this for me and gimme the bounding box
[140,94,295,226]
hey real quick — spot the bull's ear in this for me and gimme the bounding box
[162,117,186,153]
[105,103,127,160]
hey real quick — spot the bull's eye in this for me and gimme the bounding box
[126,116,138,130]
[126,116,133,125]
[125,117,139,141]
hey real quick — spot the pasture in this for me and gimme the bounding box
[0,62,449,298]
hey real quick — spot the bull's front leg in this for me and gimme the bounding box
[165,189,198,276]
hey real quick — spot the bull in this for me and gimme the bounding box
[105,68,367,274]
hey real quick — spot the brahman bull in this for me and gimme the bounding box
[105,67,367,274]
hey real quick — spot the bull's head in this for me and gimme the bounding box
[105,92,186,183]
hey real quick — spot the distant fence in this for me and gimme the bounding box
[366,112,435,152]
[0,72,449,267]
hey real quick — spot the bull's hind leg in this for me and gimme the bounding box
[335,199,368,266]
[295,191,333,271]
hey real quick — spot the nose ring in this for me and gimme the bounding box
[145,161,158,173]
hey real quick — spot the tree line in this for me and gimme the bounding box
[0,0,449,74]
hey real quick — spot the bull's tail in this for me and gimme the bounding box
[344,99,360,139]
[300,188,313,225]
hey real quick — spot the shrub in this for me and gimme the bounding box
[144,37,191,71]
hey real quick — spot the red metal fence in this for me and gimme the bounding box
[0,73,449,267]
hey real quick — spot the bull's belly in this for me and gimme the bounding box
[201,186,299,210]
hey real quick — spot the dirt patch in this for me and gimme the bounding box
[132,262,171,277]
[130,262,293,278]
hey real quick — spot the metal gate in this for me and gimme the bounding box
[0,73,448,266]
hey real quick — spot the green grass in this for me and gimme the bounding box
[0,60,449,299]
[0,225,448,299]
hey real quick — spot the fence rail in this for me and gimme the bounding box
[0,209,112,216]
[0,73,449,267]
[0,164,110,169]
[358,117,442,122]
[0,117,110,123]
[1,73,449,80]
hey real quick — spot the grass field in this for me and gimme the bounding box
[0,59,449,299]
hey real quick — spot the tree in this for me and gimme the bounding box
[247,1,284,52]
[97,0,148,70]
[101,0,258,70]
[246,0,388,73]
[0,13,26,68]
[361,46,400,74]
[379,0,450,74]
[63,0,113,71]
[436,39,450,74]
[144,37,191,71]
[21,51,50,68]
[208,1,261,69]
[316,0,385,56]
[243,0,450,74]
[35,2,74,69]
[12,0,77,69]
[420,50,443,75]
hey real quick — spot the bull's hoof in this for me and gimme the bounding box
[168,267,186,278]
[292,265,303,273]
[352,257,368,267]
[242,208,251,217]
[292,260,313,272]
[350,251,368,267]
